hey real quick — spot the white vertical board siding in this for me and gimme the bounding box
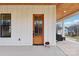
[0,5,56,46]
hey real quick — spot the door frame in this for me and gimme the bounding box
[33,14,44,45]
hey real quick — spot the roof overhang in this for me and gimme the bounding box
[56,3,79,21]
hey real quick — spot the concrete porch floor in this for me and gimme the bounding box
[57,37,79,56]
[0,46,65,56]
[1,37,79,56]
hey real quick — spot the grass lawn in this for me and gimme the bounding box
[66,36,79,42]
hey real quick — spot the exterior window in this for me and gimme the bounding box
[0,13,11,37]
[34,16,43,36]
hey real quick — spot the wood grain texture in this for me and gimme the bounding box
[56,3,79,21]
[33,14,44,45]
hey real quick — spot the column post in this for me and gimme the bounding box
[62,20,65,38]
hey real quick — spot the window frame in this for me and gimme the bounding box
[0,13,11,38]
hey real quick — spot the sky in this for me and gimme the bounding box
[64,14,79,27]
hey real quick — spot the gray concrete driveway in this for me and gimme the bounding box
[57,38,79,56]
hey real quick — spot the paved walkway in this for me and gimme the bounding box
[57,37,79,56]
[0,46,65,56]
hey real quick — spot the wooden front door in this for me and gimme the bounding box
[33,14,44,45]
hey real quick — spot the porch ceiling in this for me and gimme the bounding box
[56,3,79,21]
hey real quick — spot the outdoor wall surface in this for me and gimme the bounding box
[0,5,56,46]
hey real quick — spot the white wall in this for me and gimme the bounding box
[0,5,56,46]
